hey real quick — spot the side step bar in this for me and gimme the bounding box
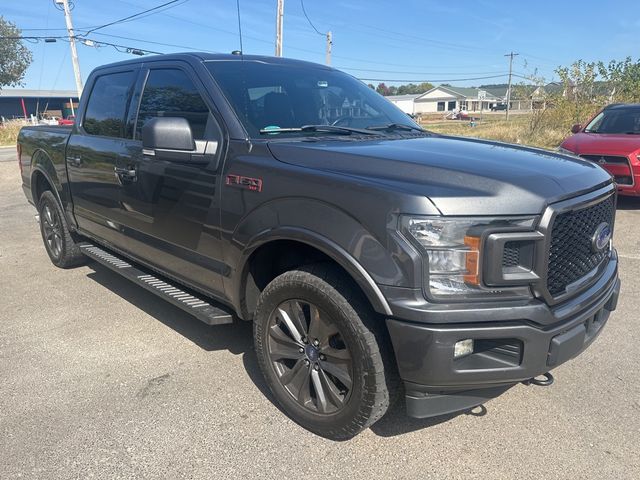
[79,243,233,326]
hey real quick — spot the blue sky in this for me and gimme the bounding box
[3,0,640,91]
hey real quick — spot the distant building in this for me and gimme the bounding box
[412,86,504,113]
[0,89,79,121]
[385,94,422,114]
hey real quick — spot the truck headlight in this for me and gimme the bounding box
[401,216,535,300]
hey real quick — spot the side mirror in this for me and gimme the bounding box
[142,117,195,152]
[142,117,218,165]
[570,123,582,134]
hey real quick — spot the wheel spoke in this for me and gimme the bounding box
[44,206,53,226]
[269,325,304,361]
[277,306,304,344]
[320,345,351,361]
[310,369,329,413]
[307,305,337,344]
[320,358,352,390]
[285,300,308,338]
[281,359,311,403]
[318,369,346,407]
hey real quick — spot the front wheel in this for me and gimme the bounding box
[253,265,397,440]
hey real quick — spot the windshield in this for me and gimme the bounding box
[584,106,640,134]
[204,60,419,137]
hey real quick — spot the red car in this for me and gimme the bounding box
[559,103,640,196]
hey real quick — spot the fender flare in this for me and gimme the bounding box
[238,226,393,317]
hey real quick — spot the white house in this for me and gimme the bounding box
[413,86,504,113]
[385,94,421,114]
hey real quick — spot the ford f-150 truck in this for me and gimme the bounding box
[18,53,620,440]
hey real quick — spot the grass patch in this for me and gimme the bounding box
[0,121,24,147]
[422,115,568,150]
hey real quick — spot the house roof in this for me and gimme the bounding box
[416,85,502,101]
[0,89,79,98]
[386,94,422,101]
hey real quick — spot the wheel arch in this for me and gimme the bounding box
[237,227,393,321]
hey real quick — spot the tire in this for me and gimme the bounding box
[253,264,399,440]
[37,190,85,268]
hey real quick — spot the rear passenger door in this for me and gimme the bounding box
[67,67,141,248]
[116,63,228,296]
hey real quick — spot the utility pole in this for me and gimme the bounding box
[325,31,332,65]
[275,0,284,57]
[57,0,83,98]
[504,51,518,120]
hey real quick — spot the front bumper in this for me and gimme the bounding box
[385,257,620,418]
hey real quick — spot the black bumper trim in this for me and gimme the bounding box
[405,385,513,419]
[386,274,619,398]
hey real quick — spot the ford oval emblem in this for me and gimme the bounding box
[592,222,612,252]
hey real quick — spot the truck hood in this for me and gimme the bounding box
[268,135,613,215]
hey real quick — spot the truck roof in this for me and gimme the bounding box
[91,52,334,73]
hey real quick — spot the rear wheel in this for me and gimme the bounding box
[254,264,398,440]
[37,191,85,268]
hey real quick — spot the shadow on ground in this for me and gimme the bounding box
[616,196,640,210]
[85,261,484,439]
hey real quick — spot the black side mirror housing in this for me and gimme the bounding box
[571,123,582,134]
[142,117,195,151]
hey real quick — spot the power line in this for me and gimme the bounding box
[90,32,219,53]
[83,0,187,35]
[300,0,324,36]
[357,74,510,83]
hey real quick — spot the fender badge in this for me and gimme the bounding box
[226,174,263,192]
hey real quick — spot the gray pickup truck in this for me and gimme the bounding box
[18,53,620,440]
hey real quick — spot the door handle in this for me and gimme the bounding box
[114,166,137,182]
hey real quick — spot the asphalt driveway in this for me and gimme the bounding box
[1,159,639,479]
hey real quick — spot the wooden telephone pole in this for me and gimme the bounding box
[56,0,83,98]
[504,51,519,120]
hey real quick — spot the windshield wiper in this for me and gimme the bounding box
[365,123,425,133]
[259,124,376,135]
[625,131,640,134]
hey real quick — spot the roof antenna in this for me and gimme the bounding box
[235,0,244,55]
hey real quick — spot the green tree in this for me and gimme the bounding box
[556,60,603,123]
[598,57,640,103]
[0,16,33,89]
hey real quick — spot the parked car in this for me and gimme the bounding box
[559,103,640,196]
[17,53,620,439]
[58,115,75,126]
[490,103,508,111]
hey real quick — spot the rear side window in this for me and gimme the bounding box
[83,71,136,138]
[136,69,211,139]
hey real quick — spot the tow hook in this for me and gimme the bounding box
[522,372,554,387]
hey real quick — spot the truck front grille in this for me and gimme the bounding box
[547,195,615,297]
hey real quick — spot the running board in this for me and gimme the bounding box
[79,243,233,325]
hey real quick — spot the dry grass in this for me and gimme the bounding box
[0,121,25,147]
[422,115,568,150]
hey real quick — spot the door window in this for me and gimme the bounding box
[136,69,213,139]
[83,70,136,138]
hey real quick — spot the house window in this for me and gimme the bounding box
[437,101,445,112]
[447,101,456,111]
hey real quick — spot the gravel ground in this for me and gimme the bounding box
[1,158,639,479]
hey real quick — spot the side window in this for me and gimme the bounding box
[136,69,212,139]
[83,71,136,138]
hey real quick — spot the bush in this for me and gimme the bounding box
[0,120,23,146]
